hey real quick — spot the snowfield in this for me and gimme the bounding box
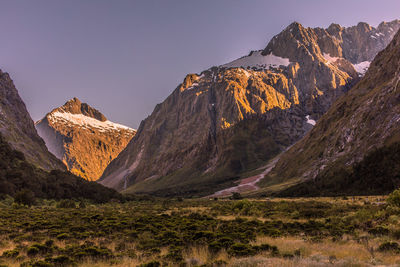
[222,51,290,69]
[49,112,135,133]
[353,61,371,76]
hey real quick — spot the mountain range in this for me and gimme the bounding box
[1,19,399,199]
[98,20,400,197]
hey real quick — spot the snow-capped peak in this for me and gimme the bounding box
[48,111,135,133]
[221,51,291,70]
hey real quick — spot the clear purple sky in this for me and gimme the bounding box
[0,0,399,128]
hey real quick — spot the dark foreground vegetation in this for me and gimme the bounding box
[1,191,400,266]
[0,134,120,203]
[278,142,400,197]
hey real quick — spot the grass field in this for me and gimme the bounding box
[0,195,400,266]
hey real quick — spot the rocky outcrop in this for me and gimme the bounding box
[0,70,65,171]
[100,20,400,196]
[267,28,400,195]
[36,98,136,181]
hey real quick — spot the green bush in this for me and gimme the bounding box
[231,192,243,200]
[378,241,400,253]
[56,233,70,240]
[2,249,19,258]
[228,243,255,257]
[14,190,36,206]
[252,243,278,254]
[26,243,51,257]
[164,246,183,263]
[78,201,86,209]
[30,260,54,267]
[368,226,389,236]
[56,200,76,209]
[49,255,74,265]
[139,261,161,267]
[70,244,113,260]
[387,189,400,208]
[209,237,234,252]
[27,246,40,256]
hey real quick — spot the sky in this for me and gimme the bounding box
[0,0,399,128]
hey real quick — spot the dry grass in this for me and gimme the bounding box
[229,256,365,267]
[251,236,400,266]
[1,235,400,267]
[77,258,141,267]
[181,245,229,266]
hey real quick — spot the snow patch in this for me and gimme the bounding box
[323,53,340,64]
[353,61,371,76]
[186,82,199,90]
[305,115,316,126]
[221,51,290,70]
[49,112,135,133]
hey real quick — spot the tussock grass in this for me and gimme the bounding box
[0,196,400,266]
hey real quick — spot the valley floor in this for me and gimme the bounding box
[0,196,400,266]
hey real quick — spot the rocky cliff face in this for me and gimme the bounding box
[0,70,65,171]
[265,28,400,196]
[100,20,400,196]
[36,98,136,181]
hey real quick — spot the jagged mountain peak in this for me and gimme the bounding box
[327,23,342,31]
[286,21,305,31]
[36,98,136,181]
[221,20,400,75]
[356,22,373,31]
[54,97,107,122]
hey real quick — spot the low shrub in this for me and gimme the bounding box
[228,243,255,257]
[31,261,54,267]
[387,189,400,208]
[139,261,161,267]
[56,200,76,209]
[231,192,243,200]
[27,246,40,256]
[378,241,400,253]
[209,236,234,253]
[14,190,36,206]
[49,255,74,265]
[164,246,183,263]
[252,243,278,254]
[56,233,70,240]
[2,249,19,258]
[368,226,389,236]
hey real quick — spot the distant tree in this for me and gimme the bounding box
[14,189,36,206]
[232,192,243,200]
